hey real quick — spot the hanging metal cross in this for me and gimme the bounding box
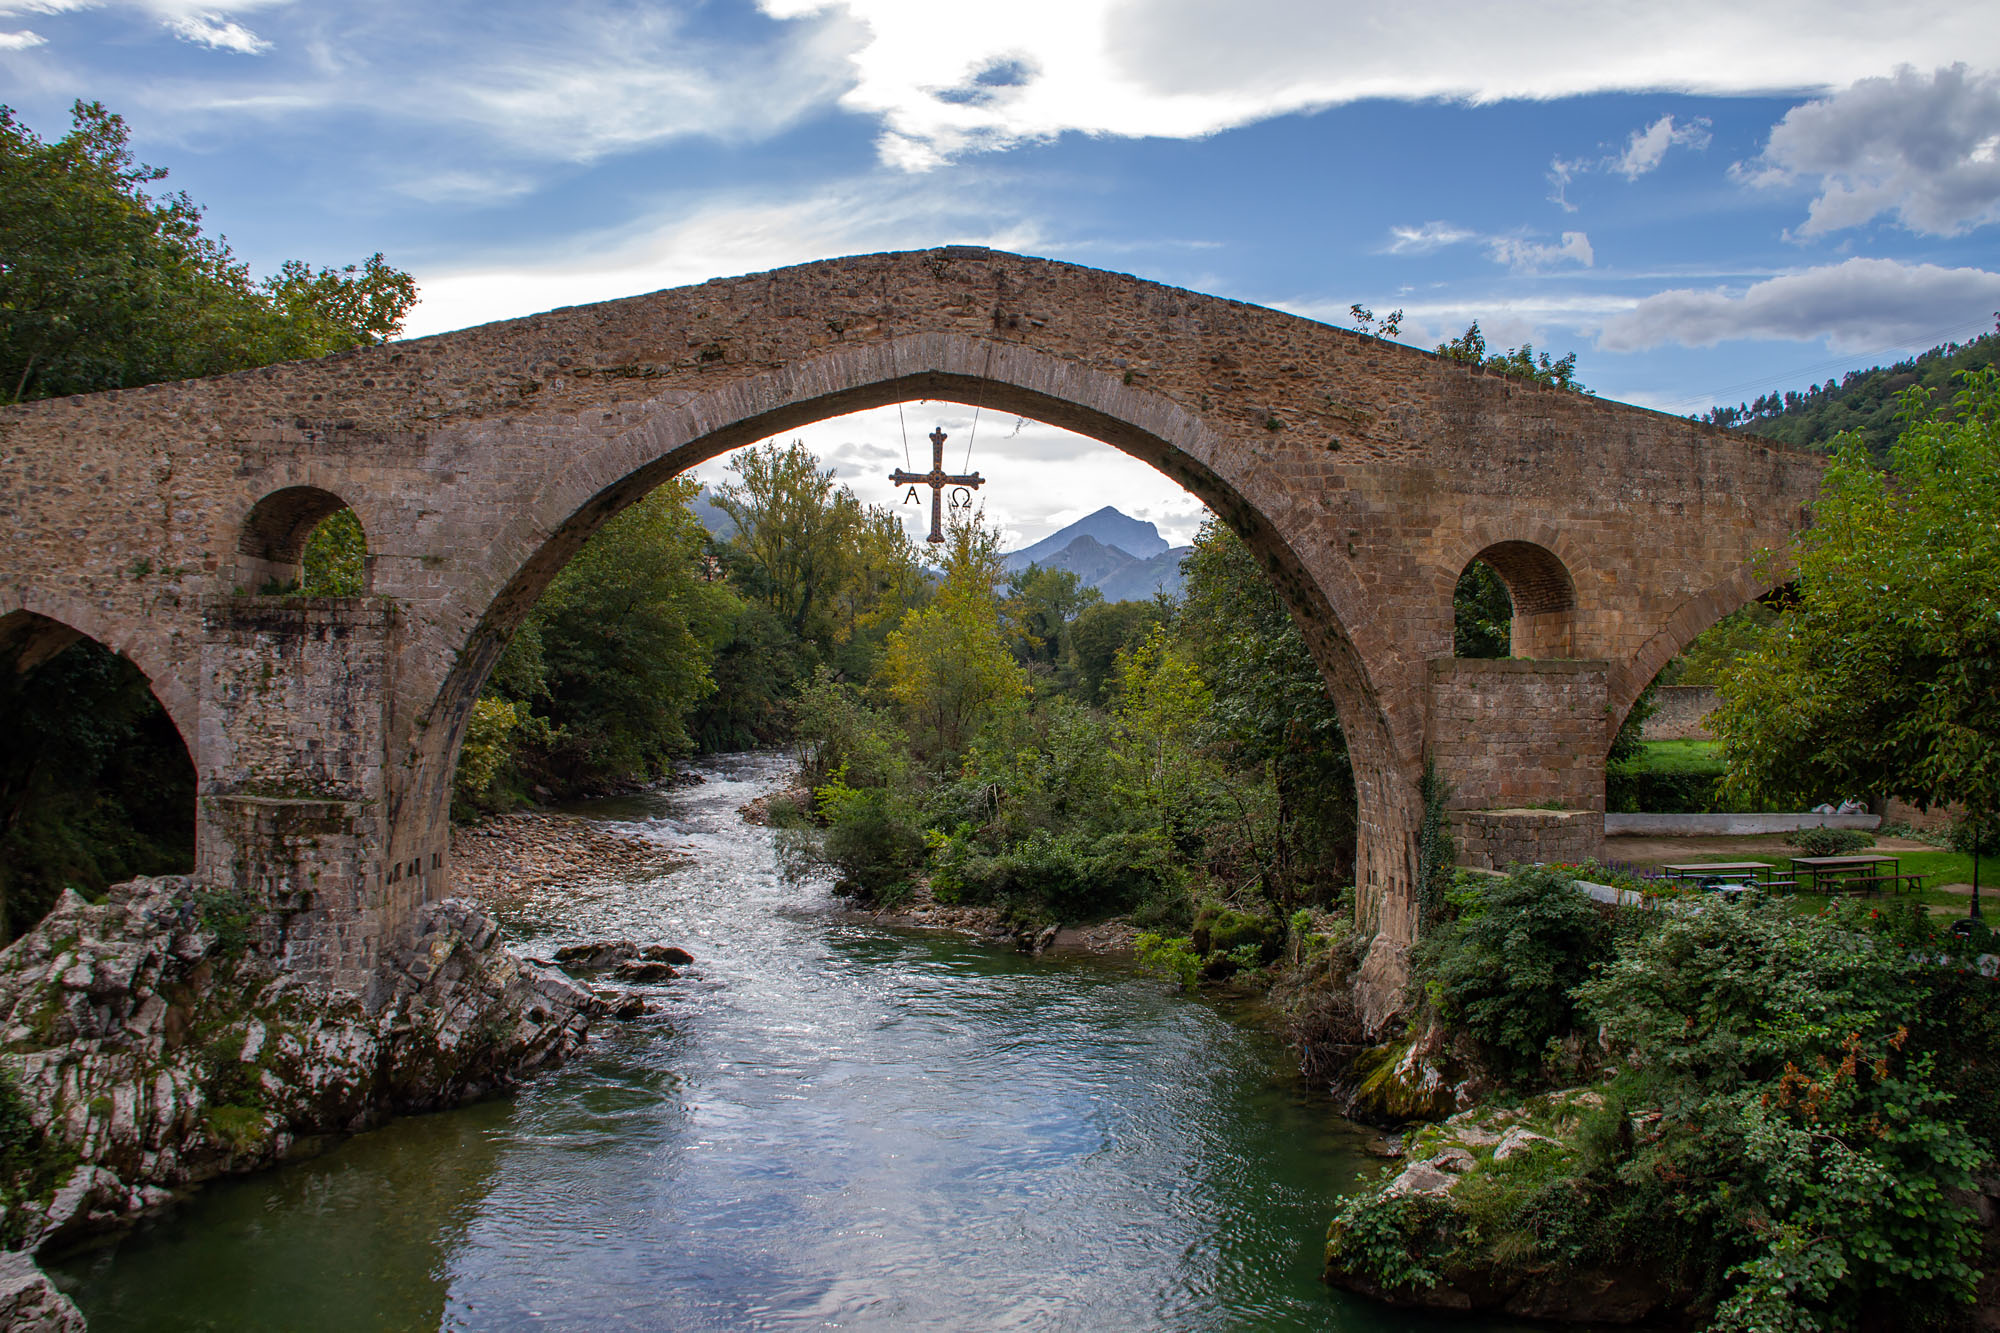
[890,426,983,543]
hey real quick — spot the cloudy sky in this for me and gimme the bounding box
[6,2,1998,548]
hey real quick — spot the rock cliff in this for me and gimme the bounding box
[0,876,600,1325]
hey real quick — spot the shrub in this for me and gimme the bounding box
[814,772,924,901]
[1788,825,1875,856]
[1576,897,1988,1329]
[1413,865,1612,1082]
[1190,905,1283,964]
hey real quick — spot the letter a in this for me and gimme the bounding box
[904,486,920,505]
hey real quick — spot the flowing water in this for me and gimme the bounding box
[54,754,1510,1331]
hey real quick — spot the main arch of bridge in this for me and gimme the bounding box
[0,247,1822,1013]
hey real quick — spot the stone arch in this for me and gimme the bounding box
[1445,534,1579,659]
[393,336,1415,933]
[1608,559,1793,736]
[0,597,198,750]
[236,485,369,594]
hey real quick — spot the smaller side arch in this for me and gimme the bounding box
[1449,538,1578,659]
[236,485,368,594]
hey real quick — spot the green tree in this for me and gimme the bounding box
[879,516,1027,762]
[1452,559,1512,658]
[1004,562,1100,680]
[473,478,734,799]
[714,441,866,642]
[1712,371,2000,851]
[1070,599,1164,702]
[1,101,414,404]
[1178,519,1355,898]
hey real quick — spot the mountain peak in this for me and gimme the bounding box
[1003,506,1168,569]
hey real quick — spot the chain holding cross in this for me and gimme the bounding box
[891,427,983,543]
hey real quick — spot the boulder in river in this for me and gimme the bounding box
[612,961,678,983]
[553,941,638,972]
[641,946,694,965]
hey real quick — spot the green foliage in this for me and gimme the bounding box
[813,770,925,900]
[0,1063,76,1246]
[1713,370,2000,834]
[1004,562,1100,684]
[1788,826,1875,857]
[193,887,255,956]
[451,697,524,815]
[0,101,414,405]
[466,478,733,802]
[1414,763,1454,929]
[300,508,367,597]
[1069,599,1164,702]
[1178,519,1355,901]
[881,516,1028,763]
[1451,559,1512,658]
[1325,1191,1461,1293]
[1435,320,1586,392]
[1414,866,1611,1082]
[1338,897,1995,1329]
[1576,899,1989,1329]
[1134,931,1203,990]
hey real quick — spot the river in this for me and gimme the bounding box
[53,753,1508,1331]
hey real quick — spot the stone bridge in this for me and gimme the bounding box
[0,248,1821,1005]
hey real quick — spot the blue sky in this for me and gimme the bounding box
[5,1,1998,547]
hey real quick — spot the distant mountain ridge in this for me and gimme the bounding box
[1003,507,1187,601]
[1004,506,1169,568]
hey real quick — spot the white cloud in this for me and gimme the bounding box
[762,0,2000,167]
[1384,221,1477,254]
[162,10,268,52]
[1598,257,2000,351]
[0,27,45,44]
[1736,64,2000,236]
[1383,223,1592,272]
[1612,114,1712,179]
[1546,155,1586,211]
[0,0,286,50]
[1488,230,1594,272]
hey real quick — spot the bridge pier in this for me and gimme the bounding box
[197,596,422,996]
[1425,658,1610,870]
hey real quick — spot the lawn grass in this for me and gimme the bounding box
[1628,739,1724,773]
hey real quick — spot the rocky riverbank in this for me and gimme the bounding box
[450,811,693,905]
[0,877,603,1327]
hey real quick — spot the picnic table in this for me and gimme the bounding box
[1787,853,1923,896]
[1660,862,1795,894]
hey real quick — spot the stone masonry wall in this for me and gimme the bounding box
[1452,809,1606,871]
[1643,685,1718,741]
[197,596,410,991]
[1426,659,1610,814]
